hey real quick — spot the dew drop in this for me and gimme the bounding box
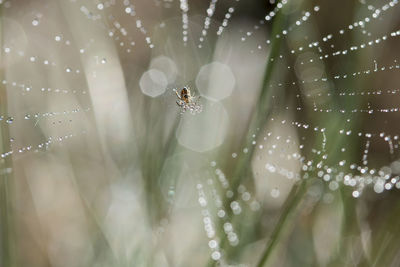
[271,188,280,198]
[32,18,39,26]
[6,117,14,124]
[211,251,221,261]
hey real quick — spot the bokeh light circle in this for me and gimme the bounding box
[150,56,178,84]
[176,98,229,152]
[196,62,235,100]
[139,69,168,97]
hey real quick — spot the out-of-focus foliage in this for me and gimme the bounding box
[1,0,400,266]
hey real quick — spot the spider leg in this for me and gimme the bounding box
[176,100,185,107]
[175,90,181,99]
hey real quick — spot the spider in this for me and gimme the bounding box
[175,86,202,114]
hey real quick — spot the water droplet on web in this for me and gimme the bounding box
[271,188,280,198]
[211,251,221,260]
[208,240,218,249]
[167,186,175,197]
[352,191,360,198]
[32,18,39,26]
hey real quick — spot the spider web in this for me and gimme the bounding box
[1,0,400,266]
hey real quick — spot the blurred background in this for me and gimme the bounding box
[1,0,400,266]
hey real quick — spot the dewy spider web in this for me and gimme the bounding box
[1,0,400,266]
